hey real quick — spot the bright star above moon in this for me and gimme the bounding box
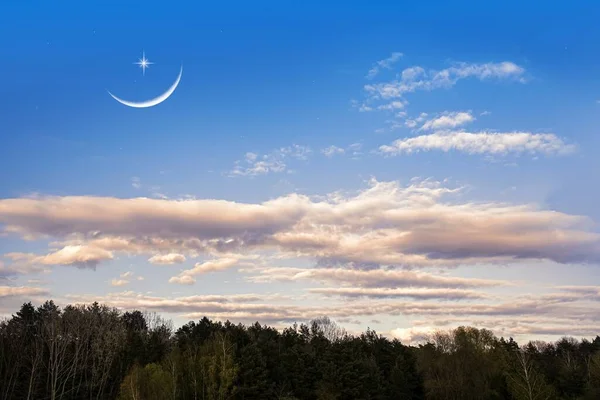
[134,51,153,76]
[107,65,183,108]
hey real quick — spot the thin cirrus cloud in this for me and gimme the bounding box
[228,144,312,177]
[379,131,576,157]
[364,61,525,101]
[366,52,403,79]
[1,178,599,276]
[320,143,363,158]
[321,145,345,157]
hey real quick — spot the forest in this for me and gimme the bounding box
[1,300,599,400]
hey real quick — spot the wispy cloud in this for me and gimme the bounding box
[320,143,363,158]
[110,279,129,287]
[366,52,403,79]
[56,289,600,337]
[131,177,141,189]
[365,61,525,102]
[169,257,241,285]
[110,271,143,287]
[229,145,312,177]
[379,131,576,157]
[321,145,345,157]
[247,266,508,288]
[419,111,475,131]
[377,101,407,111]
[309,287,487,300]
[0,285,49,298]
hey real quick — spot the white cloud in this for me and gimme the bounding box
[366,52,403,79]
[41,245,113,267]
[320,143,363,158]
[321,145,345,157]
[403,112,428,129]
[364,61,525,101]
[5,245,113,270]
[131,177,141,189]
[390,326,436,344]
[169,275,196,285]
[148,253,186,265]
[377,101,407,111]
[170,258,241,285]
[419,111,475,131]
[380,131,576,157]
[229,145,312,177]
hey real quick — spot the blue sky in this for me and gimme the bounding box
[1,0,600,343]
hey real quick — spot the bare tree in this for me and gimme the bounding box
[40,303,73,400]
[310,317,347,343]
[507,349,554,400]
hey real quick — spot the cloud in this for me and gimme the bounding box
[403,112,428,129]
[110,279,129,287]
[168,275,195,285]
[38,245,113,267]
[148,253,186,265]
[0,285,49,298]
[379,131,576,157]
[1,178,599,271]
[309,287,488,300]
[170,257,241,285]
[321,146,345,157]
[419,111,475,131]
[365,61,525,101]
[110,271,143,287]
[320,143,363,158]
[5,245,113,270]
[54,289,600,337]
[229,145,312,177]
[377,101,407,111]
[131,177,141,189]
[247,267,508,288]
[391,326,435,344]
[366,52,403,79]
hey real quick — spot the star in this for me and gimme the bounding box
[134,51,154,76]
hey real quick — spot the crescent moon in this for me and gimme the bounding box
[107,65,183,108]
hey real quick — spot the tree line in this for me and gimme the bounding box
[1,300,599,399]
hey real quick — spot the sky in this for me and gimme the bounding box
[1,0,600,344]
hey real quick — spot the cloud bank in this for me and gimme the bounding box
[1,179,598,275]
